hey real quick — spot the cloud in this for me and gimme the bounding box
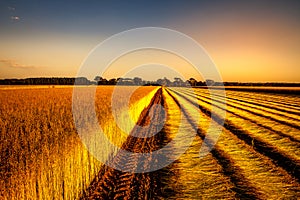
[11,16,20,21]
[8,6,16,11]
[0,59,36,69]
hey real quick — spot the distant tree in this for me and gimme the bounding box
[174,77,184,87]
[100,78,108,85]
[156,78,163,86]
[122,78,134,85]
[196,81,205,86]
[94,76,102,82]
[133,77,143,85]
[108,78,117,85]
[75,77,90,85]
[163,77,171,86]
[94,76,109,85]
[116,78,123,85]
[188,78,197,87]
[205,79,215,86]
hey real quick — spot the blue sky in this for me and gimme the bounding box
[0,0,299,81]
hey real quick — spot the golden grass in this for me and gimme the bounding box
[0,86,158,199]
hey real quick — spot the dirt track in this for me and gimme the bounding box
[82,88,174,199]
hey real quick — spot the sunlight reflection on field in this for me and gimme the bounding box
[0,86,157,199]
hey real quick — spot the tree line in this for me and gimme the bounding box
[0,77,91,85]
[0,76,299,87]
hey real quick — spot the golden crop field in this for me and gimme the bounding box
[165,87,300,199]
[1,86,300,199]
[0,86,158,199]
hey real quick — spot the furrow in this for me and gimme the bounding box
[180,88,300,130]
[166,89,266,199]
[224,89,300,109]
[82,88,168,199]
[170,88,300,184]
[195,89,300,119]
[179,88,300,143]
[162,88,237,199]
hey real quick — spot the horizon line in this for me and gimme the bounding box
[0,77,299,84]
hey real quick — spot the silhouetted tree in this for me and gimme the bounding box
[108,78,117,85]
[196,81,205,86]
[205,79,215,86]
[133,77,143,85]
[188,78,197,87]
[94,76,109,85]
[174,77,184,87]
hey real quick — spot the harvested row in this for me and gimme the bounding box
[171,88,300,180]
[161,89,237,199]
[179,88,300,143]
[226,90,300,115]
[199,87,300,113]
[191,89,300,129]
[224,89,300,110]
[168,88,300,198]
[196,89,300,119]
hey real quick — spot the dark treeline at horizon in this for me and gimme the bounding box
[0,77,300,87]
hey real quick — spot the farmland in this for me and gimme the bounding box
[0,86,158,199]
[1,86,300,199]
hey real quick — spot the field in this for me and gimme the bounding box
[0,86,158,199]
[1,86,300,199]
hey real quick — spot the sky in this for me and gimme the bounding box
[0,0,299,82]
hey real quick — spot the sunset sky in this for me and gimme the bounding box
[0,0,299,82]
